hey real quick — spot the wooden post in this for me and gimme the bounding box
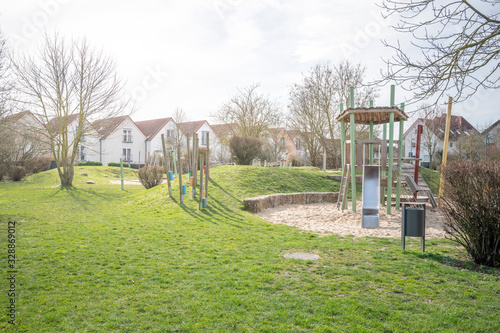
[323,146,326,172]
[161,134,172,197]
[187,135,191,177]
[387,111,395,215]
[396,103,404,210]
[172,151,177,178]
[199,153,204,210]
[138,151,141,169]
[205,133,209,203]
[120,158,124,190]
[177,145,183,204]
[349,87,356,212]
[340,103,345,173]
[192,134,198,198]
[369,100,374,165]
[439,97,453,206]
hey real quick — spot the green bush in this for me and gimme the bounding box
[138,166,164,189]
[0,164,5,180]
[107,162,140,169]
[442,160,500,267]
[78,161,103,166]
[10,166,27,181]
[229,136,262,165]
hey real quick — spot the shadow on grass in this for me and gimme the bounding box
[209,179,241,203]
[411,251,500,276]
[172,196,249,229]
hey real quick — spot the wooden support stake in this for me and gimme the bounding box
[187,135,191,176]
[205,133,209,203]
[161,134,172,197]
[192,133,198,198]
[120,158,124,190]
[177,145,183,204]
[199,153,204,210]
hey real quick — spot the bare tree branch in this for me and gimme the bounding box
[379,0,500,105]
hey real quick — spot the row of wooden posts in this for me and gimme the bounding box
[158,132,210,210]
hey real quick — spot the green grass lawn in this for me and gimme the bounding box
[419,166,441,195]
[0,166,498,332]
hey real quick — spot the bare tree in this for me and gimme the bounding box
[417,105,442,168]
[11,33,129,186]
[0,29,12,121]
[168,107,190,149]
[380,0,500,105]
[288,61,378,168]
[214,84,282,139]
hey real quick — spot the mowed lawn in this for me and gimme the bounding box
[0,166,498,332]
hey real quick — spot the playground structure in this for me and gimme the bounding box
[336,86,409,226]
[161,132,211,210]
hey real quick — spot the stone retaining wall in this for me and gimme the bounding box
[243,192,339,213]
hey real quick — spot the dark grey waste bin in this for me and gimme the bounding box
[401,202,426,251]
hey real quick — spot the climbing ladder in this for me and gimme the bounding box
[337,164,351,210]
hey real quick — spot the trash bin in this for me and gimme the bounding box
[401,202,426,251]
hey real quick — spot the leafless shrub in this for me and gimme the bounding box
[10,166,27,181]
[138,165,164,189]
[442,160,500,267]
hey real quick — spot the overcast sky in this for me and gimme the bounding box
[1,0,498,129]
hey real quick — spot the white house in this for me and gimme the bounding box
[47,114,101,163]
[135,117,179,158]
[403,114,478,164]
[93,115,147,165]
[178,120,224,163]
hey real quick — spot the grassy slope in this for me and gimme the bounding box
[0,166,498,332]
[419,166,441,195]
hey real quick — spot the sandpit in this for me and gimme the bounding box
[258,202,447,238]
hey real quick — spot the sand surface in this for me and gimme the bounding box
[258,202,447,238]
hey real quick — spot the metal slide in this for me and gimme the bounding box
[361,165,380,228]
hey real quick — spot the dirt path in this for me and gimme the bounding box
[258,202,447,238]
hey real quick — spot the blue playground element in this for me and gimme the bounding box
[169,171,173,180]
[182,185,186,195]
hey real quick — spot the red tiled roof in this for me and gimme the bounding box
[3,111,30,124]
[177,120,207,136]
[92,115,128,138]
[135,117,173,140]
[211,123,236,140]
[425,114,477,141]
[48,114,79,136]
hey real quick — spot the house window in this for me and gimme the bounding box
[201,131,209,146]
[280,137,286,148]
[122,148,132,162]
[76,125,86,142]
[166,129,172,138]
[78,145,86,161]
[123,129,133,143]
[296,138,301,150]
[450,142,453,148]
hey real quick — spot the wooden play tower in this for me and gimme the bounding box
[336,85,409,216]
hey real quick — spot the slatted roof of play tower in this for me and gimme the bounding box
[335,107,409,124]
